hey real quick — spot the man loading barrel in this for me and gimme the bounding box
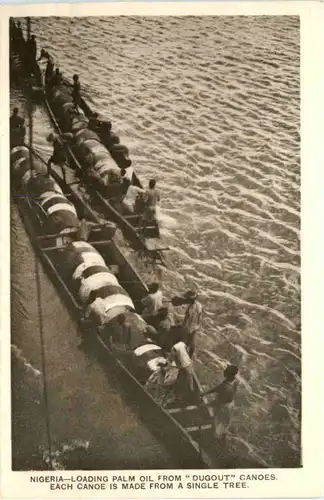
[172,290,203,358]
[37,48,55,84]
[140,283,163,321]
[46,132,73,179]
[200,365,239,441]
[72,74,81,112]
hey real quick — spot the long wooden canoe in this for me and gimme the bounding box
[11,143,214,468]
[11,141,268,469]
[10,42,168,260]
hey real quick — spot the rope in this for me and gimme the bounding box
[26,16,53,470]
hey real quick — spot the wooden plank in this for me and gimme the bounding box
[169,405,198,414]
[43,245,69,252]
[144,239,170,252]
[14,193,74,201]
[90,240,114,248]
[185,424,212,433]
[37,229,78,240]
[124,215,140,222]
[37,226,107,242]
[42,239,113,252]
[12,195,38,201]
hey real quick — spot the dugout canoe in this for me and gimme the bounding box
[11,142,268,469]
[10,143,210,468]
[45,86,169,258]
[9,41,168,259]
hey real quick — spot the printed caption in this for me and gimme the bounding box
[30,473,278,491]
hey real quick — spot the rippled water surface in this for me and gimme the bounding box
[11,15,300,468]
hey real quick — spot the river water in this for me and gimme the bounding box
[11,15,300,468]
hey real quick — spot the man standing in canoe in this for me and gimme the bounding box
[46,132,72,180]
[121,178,146,213]
[145,179,160,216]
[25,34,37,75]
[140,282,163,321]
[169,337,195,392]
[37,49,54,84]
[72,74,81,112]
[139,179,161,232]
[176,290,203,358]
[200,365,239,441]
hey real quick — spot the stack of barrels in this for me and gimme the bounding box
[11,145,79,233]
[11,145,165,381]
[50,88,120,192]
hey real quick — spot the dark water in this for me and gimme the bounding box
[11,15,300,468]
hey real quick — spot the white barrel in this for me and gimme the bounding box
[133,342,166,373]
[10,147,80,233]
[11,146,47,186]
[123,313,167,374]
[64,242,134,323]
[73,132,120,185]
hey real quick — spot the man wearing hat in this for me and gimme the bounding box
[182,290,202,358]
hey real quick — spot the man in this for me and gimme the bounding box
[72,74,81,112]
[110,143,132,169]
[145,179,160,217]
[46,132,72,179]
[157,307,175,337]
[182,290,202,358]
[140,178,160,232]
[145,358,180,406]
[108,313,132,350]
[168,338,195,392]
[37,49,54,84]
[120,162,136,184]
[200,365,239,441]
[140,283,163,320]
[49,68,63,88]
[104,131,120,152]
[10,19,16,42]
[14,21,24,50]
[26,34,37,74]
[121,178,145,214]
[10,107,24,130]
[143,305,175,352]
[10,113,26,148]
[88,112,102,134]
[15,21,24,40]
[78,218,95,242]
